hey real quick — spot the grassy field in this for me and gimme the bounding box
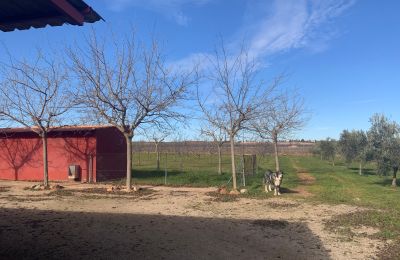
[130,152,299,195]
[130,152,400,258]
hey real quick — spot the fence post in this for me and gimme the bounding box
[164,153,168,185]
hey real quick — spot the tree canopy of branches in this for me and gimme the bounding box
[197,43,273,191]
[367,114,400,186]
[0,52,71,187]
[338,129,368,175]
[69,30,197,191]
[252,90,307,171]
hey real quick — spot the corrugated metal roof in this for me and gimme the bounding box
[0,0,103,32]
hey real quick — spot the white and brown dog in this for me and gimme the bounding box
[264,170,283,195]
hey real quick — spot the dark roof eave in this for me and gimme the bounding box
[0,125,113,135]
[0,0,103,32]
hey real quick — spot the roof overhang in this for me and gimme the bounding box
[0,0,103,32]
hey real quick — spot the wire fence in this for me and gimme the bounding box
[130,152,300,188]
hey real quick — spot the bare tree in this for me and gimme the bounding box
[0,52,71,187]
[200,125,226,175]
[197,43,274,191]
[68,30,196,191]
[252,90,308,171]
[144,128,170,170]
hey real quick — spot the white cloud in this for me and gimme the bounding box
[169,0,355,70]
[241,0,356,58]
[102,0,213,26]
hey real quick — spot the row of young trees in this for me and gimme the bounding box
[315,114,400,186]
[0,30,307,191]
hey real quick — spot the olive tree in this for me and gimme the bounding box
[338,129,368,175]
[319,138,337,166]
[0,52,71,187]
[69,31,196,191]
[367,114,400,186]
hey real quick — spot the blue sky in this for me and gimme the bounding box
[1,0,399,140]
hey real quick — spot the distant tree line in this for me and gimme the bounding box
[314,114,400,186]
[132,141,315,156]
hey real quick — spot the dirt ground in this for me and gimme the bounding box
[0,180,386,260]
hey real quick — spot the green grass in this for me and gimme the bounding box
[130,152,299,196]
[291,156,399,210]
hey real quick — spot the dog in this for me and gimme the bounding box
[264,170,283,195]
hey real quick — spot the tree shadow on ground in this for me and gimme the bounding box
[0,208,330,260]
[279,187,300,194]
[348,167,376,176]
[371,178,396,187]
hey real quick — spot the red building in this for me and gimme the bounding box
[0,126,126,182]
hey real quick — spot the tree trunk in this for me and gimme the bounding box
[392,167,398,187]
[155,143,160,170]
[14,169,18,181]
[229,135,237,190]
[359,162,363,176]
[273,134,280,172]
[218,145,222,175]
[42,133,49,187]
[125,134,133,191]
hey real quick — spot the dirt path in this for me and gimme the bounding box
[0,180,385,260]
[289,158,316,197]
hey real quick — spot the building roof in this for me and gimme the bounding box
[0,125,113,135]
[0,0,103,32]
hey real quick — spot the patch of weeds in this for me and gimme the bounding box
[267,201,300,209]
[5,195,53,202]
[0,186,10,193]
[205,191,240,202]
[325,210,400,258]
[252,219,289,229]
[23,187,45,191]
[170,190,190,196]
[377,243,400,260]
[77,187,156,199]
[47,189,75,197]
[325,210,400,240]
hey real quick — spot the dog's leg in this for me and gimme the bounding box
[268,184,272,192]
[264,184,269,193]
[274,188,277,196]
[277,187,281,196]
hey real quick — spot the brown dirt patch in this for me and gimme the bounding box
[298,172,316,184]
[0,180,385,259]
[292,172,315,197]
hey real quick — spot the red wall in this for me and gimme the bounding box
[95,127,126,181]
[0,127,127,182]
[0,133,96,182]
